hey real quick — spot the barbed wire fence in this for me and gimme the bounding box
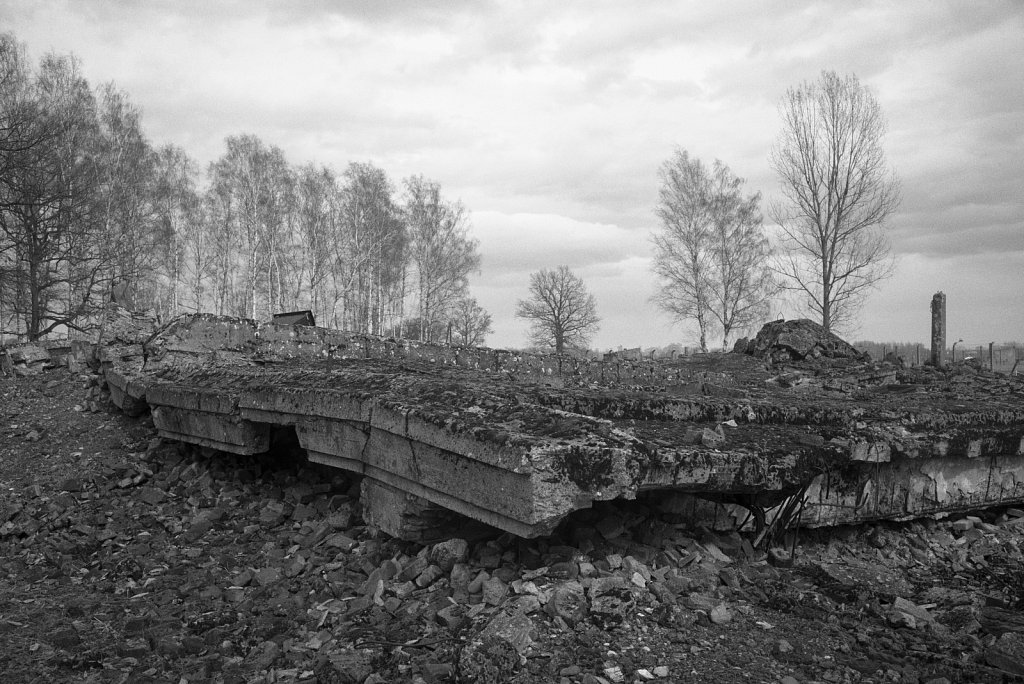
[854,341,1021,375]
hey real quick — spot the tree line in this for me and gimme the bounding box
[2,30,901,355]
[648,70,901,351]
[0,34,493,345]
[521,71,902,355]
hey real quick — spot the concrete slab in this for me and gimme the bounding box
[98,313,1024,539]
[105,368,149,417]
[151,406,269,455]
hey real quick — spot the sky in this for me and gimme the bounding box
[2,1,1022,350]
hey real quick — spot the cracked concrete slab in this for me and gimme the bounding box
[99,309,1024,539]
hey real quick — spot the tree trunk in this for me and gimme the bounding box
[822,287,831,333]
[28,255,41,341]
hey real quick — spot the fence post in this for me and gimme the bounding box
[990,342,995,371]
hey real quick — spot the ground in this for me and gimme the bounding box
[2,366,1024,683]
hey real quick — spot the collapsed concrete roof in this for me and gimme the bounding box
[99,309,1024,540]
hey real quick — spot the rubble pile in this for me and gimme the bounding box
[735,319,869,364]
[99,302,160,346]
[4,309,1024,681]
[5,369,1024,683]
[1,343,56,377]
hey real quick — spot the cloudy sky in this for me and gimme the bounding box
[3,1,1022,350]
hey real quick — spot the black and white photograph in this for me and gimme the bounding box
[1,2,1023,682]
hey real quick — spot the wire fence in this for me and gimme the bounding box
[951,343,1021,374]
[854,341,1021,375]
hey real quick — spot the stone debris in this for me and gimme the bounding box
[93,312,1024,541]
[98,301,159,346]
[986,632,1024,677]
[736,318,868,363]
[8,310,1024,681]
[6,390,1024,682]
[1,343,53,376]
[458,606,537,682]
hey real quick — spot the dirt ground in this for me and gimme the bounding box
[3,365,1024,683]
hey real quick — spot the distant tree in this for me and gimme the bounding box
[1,31,501,338]
[404,176,480,342]
[451,296,493,347]
[293,163,339,323]
[0,35,33,337]
[770,71,900,333]
[399,317,445,343]
[0,43,107,340]
[652,149,776,351]
[95,83,164,314]
[207,134,293,319]
[337,162,406,334]
[516,265,599,354]
[204,165,240,316]
[152,144,201,315]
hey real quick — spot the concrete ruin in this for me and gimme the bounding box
[96,309,1024,542]
[931,291,946,368]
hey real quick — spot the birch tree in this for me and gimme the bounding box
[152,144,200,315]
[294,164,337,322]
[1,32,502,337]
[769,71,900,332]
[208,135,292,320]
[404,175,480,342]
[337,162,405,334]
[651,149,775,351]
[651,150,714,352]
[95,83,160,311]
[709,186,776,349]
[205,171,239,315]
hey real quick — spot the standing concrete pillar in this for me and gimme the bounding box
[930,292,946,367]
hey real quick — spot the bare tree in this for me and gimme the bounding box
[294,164,338,323]
[652,149,775,351]
[0,46,108,340]
[651,150,714,352]
[336,162,406,334]
[516,265,599,354]
[3,31,506,337]
[769,71,900,332]
[404,175,480,342]
[152,144,200,315]
[204,171,239,316]
[95,83,161,312]
[451,296,493,347]
[208,135,292,320]
[0,34,33,338]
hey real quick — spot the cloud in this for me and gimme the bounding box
[856,251,1024,345]
[471,211,647,280]
[1,0,1020,349]
[264,0,487,28]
